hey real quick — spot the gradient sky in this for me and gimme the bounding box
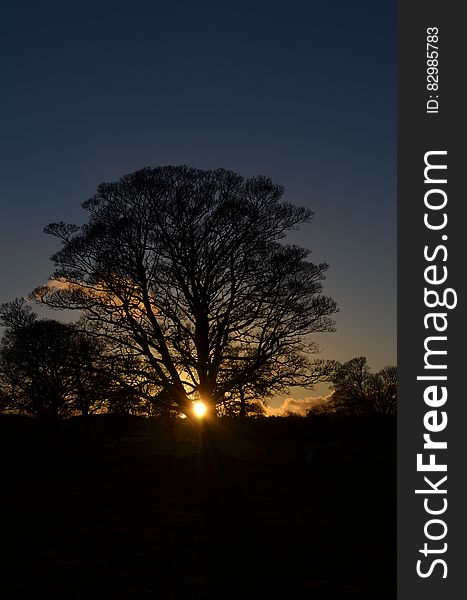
[0,1,396,399]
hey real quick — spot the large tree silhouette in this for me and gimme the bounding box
[33,166,338,416]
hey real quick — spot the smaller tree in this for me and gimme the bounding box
[0,300,112,427]
[218,386,265,418]
[329,357,397,417]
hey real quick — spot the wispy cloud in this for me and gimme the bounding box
[264,393,334,417]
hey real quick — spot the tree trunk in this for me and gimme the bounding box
[80,405,90,438]
[239,388,246,419]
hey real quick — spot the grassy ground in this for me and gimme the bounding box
[0,415,396,599]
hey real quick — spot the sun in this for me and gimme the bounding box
[193,401,207,418]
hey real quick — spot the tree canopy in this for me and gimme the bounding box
[0,300,111,424]
[329,357,397,417]
[33,166,338,415]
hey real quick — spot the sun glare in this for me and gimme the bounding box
[193,401,207,418]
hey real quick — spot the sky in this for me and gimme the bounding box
[0,1,396,405]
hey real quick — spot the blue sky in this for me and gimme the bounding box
[0,1,396,399]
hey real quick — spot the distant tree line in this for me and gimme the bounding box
[0,300,396,425]
[306,357,397,418]
[0,302,396,425]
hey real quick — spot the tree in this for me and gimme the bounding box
[33,166,338,416]
[218,384,266,418]
[329,357,397,416]
[0,300,111,426]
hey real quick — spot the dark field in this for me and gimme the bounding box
[0,415,396,599]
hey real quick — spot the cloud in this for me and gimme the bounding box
[264,393,334,417]
[43,278,155,316]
